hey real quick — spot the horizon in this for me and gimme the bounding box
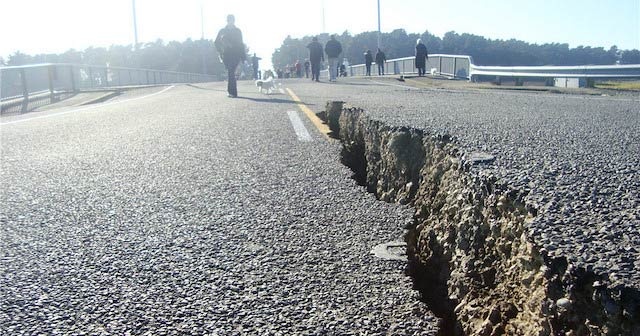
[1,0,638,70]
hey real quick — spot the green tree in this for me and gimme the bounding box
[83,47,109,66]
[621,49,640,64]
[7,51,32,66]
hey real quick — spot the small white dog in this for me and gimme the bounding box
[255,77,276,94]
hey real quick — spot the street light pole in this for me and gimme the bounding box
[132,0,139,50]
[322,0,326,33]
[201,4,205,40]
[377,0,381,49]
[201,3,208,75]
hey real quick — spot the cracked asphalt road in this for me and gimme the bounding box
[286,76,640,291]
[0,82,438,335]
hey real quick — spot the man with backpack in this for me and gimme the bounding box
[306,37,324,82]
[215,14,246,98]
[375,48,386,76]
[325,35,342,82]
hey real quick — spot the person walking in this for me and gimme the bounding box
[306,36,324,82]
[295,60,302,78]
[364,49,373,76]
[375,48,386,76]
[251,53,261,79]
[304,59,310,78]
[215,14,246,97]
[325,35,342,82]
[415,39,429,76]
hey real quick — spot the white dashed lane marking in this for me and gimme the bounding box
[287,110,312,142]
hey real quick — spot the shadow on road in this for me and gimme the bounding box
[186,84,227,92]
[337,80,382,86]
[186,83,316,106]
[235,96,303,104]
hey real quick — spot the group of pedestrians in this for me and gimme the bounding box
[275,60,313,79]
[215,14,431,97]
[364,49,388,76]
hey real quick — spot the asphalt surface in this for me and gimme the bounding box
[0,82,438,335]
[287,76,640,290]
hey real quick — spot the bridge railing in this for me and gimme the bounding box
[470,64,640,79]
[347,54,473,79]
[321,54,640,84]
[1,63,216,113]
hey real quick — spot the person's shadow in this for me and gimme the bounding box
[186,83,315,106]
[235,96,301,104]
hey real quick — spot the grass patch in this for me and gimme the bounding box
[595,81,640,91]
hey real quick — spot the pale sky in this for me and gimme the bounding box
[1,0,638,70]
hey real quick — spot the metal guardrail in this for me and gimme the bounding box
[0,63,216,113]
[318,54,640,83]
[470,64,640,79]
[318,54,473,80]
[348,54,473,79]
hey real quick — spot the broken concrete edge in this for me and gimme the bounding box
[324,101,639,335]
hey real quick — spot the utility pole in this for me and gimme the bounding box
[201,3,205,40]
[132,0,139,50]
[201,3,208,75]
[377,0,381,49]
[322,0,326,33]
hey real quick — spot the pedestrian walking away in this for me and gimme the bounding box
[415,39,429,77]
[375,48,386,76]
[295,60,303,78]
[304,59,310,78]
[306,36,324,82]
[325,35,342,82]
[215,14,246,98]
[364,49,373,76]
[251,53,262,80]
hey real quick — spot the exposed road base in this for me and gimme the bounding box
[323,101,640,335]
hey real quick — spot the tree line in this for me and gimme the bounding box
[272,30,640,69]
[2,30,639,74]
[0,39,239,79]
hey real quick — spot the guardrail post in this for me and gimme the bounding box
[104,68,110,87]
[453,58,457,78]
[20,69,29,113]
[0,69,3,111]
[48,65,58,104]
[70,66,77,93]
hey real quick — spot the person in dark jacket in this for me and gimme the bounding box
[364,50,373,76]
[325,35,342,82]
[375,48,386,75]
[304,59,310,78]
[415,39,429,76]
[251,53,261,79]
[215,14,246,97]
[306,37,324,82]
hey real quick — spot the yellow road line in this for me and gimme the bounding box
[286,88,332,139]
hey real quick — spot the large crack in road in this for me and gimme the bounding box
[322,100,640,335]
